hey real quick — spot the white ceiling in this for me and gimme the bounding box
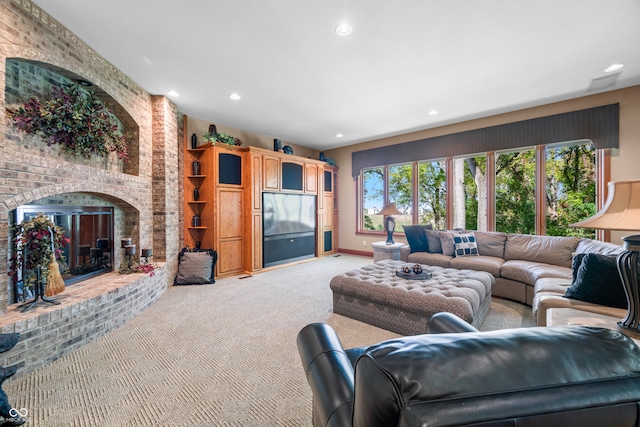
[32,0,640,150]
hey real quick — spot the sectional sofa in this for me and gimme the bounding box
[399,228,627,326]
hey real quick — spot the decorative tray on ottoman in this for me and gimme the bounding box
[396,264,432,280]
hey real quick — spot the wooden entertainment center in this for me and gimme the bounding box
[183,124,338,278]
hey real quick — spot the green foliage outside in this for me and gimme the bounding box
[545,145,595,238]
[496,150,536,234]
[361,142,596,238]
[417,161,447,229]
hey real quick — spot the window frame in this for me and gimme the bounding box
[357,142,607,237]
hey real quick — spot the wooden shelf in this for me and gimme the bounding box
[187,226,207,230]
[187,201,207,204]
[188,175,206,179]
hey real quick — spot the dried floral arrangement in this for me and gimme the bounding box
[8,214,70,292]
[7,84,128,160]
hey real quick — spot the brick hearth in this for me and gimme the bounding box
[0,267,168,378]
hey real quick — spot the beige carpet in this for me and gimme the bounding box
[4,254,534,426]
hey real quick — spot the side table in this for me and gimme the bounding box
[372,241,405,262]
[547,308,640,345]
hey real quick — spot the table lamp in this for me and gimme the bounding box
[378,202,402,245]
[570,180,640,332]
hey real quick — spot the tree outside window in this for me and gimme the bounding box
[362,167,385,231]
[417,161,447,229]
[388,164,413,232]
[451,156,487,231]
[546,142,595,238]
[496,149,536,234]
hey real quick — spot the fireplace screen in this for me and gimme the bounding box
[14,205,114,296]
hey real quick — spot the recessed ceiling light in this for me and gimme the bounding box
[605,63,624,72]
[428,109,439,116]
[229,93,241,100]
[335,23,352,36]
[336,133,344,138]
[167,90,179,97]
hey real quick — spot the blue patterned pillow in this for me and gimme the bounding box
[453,232,478,257]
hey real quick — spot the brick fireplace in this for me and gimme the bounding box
[0,0,184,374]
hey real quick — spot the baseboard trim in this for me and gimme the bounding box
[337,248,373,258]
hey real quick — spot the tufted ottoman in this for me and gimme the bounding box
[330,259,493,335]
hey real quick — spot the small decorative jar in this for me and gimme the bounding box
[193,187,199,201]
[192,160,201,176]
[191,133,197,149]
[192,215,201,227]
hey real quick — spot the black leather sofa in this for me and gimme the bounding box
[297,313,640,427]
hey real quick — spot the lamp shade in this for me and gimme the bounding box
[570,180,640,231]
[378,202,402,216]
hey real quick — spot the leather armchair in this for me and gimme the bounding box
[297,313,640,427]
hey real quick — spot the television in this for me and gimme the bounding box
[262,193,316,237]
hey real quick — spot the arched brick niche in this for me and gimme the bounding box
[5,58,140,176]
[4,188,146,309]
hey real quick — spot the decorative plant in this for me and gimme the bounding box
[8,214,70,291]
[203,131,242,146]
[119,261,155,276]
[7,84,128,160]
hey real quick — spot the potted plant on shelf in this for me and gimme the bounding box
[203,131,242,146]
[7,83,128,160]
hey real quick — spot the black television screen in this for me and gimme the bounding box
[263,193,316,237]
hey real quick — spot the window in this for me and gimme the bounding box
[362,167,385,231]
[417,160,447,228]
[358,140,600,236]
[451,155,487,231]
[495,148,536,234]
[545,141,596,238]
[388,164,413,232]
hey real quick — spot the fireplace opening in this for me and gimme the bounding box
[14,205,115,300]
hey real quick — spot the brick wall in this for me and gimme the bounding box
[0,0,182,313]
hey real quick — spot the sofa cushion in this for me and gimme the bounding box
[449,255,504,277]
[452,232,479,257]
[504,234,580,268]
[474,231,507,258]
[438,231,455,256]
[407,252,452,268]
[425,229,442,253]
[575,238,623,256]
[564,253,627,309]
[501,260,572,286]
[403,224,433,253]
[534,277,572,295]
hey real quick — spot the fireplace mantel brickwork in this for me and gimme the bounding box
[0,0,181,347]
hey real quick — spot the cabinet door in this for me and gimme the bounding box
[323,195,333,228]
[218,189,243,239]
[251,153,263,211]
[263,155,280,191]
[305,163,318,193]
[216,188,244,275]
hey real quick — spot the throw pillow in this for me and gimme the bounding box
[174,249,218,285]
[564,253,627,309]
[453,232,479,257]
[438,231,455,256]
[403,224,433,253]
[426,229,442,253]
